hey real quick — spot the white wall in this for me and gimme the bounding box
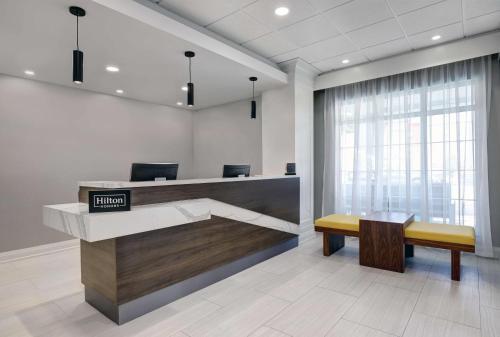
[0,75,194,252]
[261,78,295,175]
[193,98,262,178]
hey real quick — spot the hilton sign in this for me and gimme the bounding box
[88,190,131,213]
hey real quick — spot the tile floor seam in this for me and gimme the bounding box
[3,304,68,335]
[251,325,293,337]
[340,316,400,337]
[269,326,293,337]
[199,287,259,308]
[371,277,427,295]
[311,285,360,303]
[178,329,193,337]
[261,291,296,304]
[254,294,295,328]
[477,266,484,332]
[398,280,424,337]
[407,311,482,335]
[260,272,330,304]
[426,261,479,288]
[355,281,420,337]
[415,278,481,329]
[262,325,293,337]
[262,287,358,337]
[315,281,369,299]
[179,298,226,331]
[314,283,366,298]
[424,273,479,291]
[198,296,224,310]
[322,317,345,337]
[330,286,363,329]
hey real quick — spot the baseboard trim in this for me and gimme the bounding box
[494,246,500,258]
[0,239,80,263]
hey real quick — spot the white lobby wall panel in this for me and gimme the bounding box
[0,75,194,252]
[192,98,263,178]
[261,77,295,176]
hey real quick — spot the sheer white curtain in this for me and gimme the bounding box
[323,56,493,257]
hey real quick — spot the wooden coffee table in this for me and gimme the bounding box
[359,212,414,273]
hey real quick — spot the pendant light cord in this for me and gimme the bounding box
[252,81,255,99]
[76,15,79,50]
[189,57,192,82]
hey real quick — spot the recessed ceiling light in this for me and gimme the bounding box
[274,7,289,16]
[24,70,35,76]
[176,102,183,106]
[342,59,350,64]
[115,89,124,94]
[181,86,188,91]
[105,65,120,72]
[431,35,441,41]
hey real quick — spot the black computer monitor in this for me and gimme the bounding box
[222,164,250,178]
[130,163,178,182]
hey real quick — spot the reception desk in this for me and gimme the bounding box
[43,176,299,324]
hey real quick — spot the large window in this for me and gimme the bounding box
[323,56,494,256]
[336,80,475,225]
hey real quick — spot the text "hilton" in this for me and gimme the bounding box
[94,195,125,207]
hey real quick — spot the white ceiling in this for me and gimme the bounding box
[0,0,287,109]
[154,0,500,73]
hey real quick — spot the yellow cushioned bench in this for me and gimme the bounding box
[405,221,475,246]
[404,221,475,281]
[315,214,361,233]
[315,214,475,281]
[314,214,360,256]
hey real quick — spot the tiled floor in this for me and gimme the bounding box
[1,235,499,337]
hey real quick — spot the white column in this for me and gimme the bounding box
[261,60,317,240]
[261,68,295,176]
[293,61,316,239]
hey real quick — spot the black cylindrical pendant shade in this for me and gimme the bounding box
[249,76,258,119]
[73,49,83,83]
[251,100,256,119]
[187,82,194,106]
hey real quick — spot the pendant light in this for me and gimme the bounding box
[69,6,86,84]
[249,77,258,119]
[185,51,195,106]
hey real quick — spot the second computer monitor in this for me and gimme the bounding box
[222,164,250,178]
[130,163,178,182]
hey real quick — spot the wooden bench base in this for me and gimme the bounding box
[319,228,359,257]
[316,227,474,281]
[451,250,461,281]
[404,237,474,281]
[405,244,414,257]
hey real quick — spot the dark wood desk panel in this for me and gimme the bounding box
[79,178,299,224]
[115,217,294,304]
[82,216,295,306]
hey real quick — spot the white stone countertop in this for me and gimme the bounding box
[43,198,299,242]
[78,175,298,189]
